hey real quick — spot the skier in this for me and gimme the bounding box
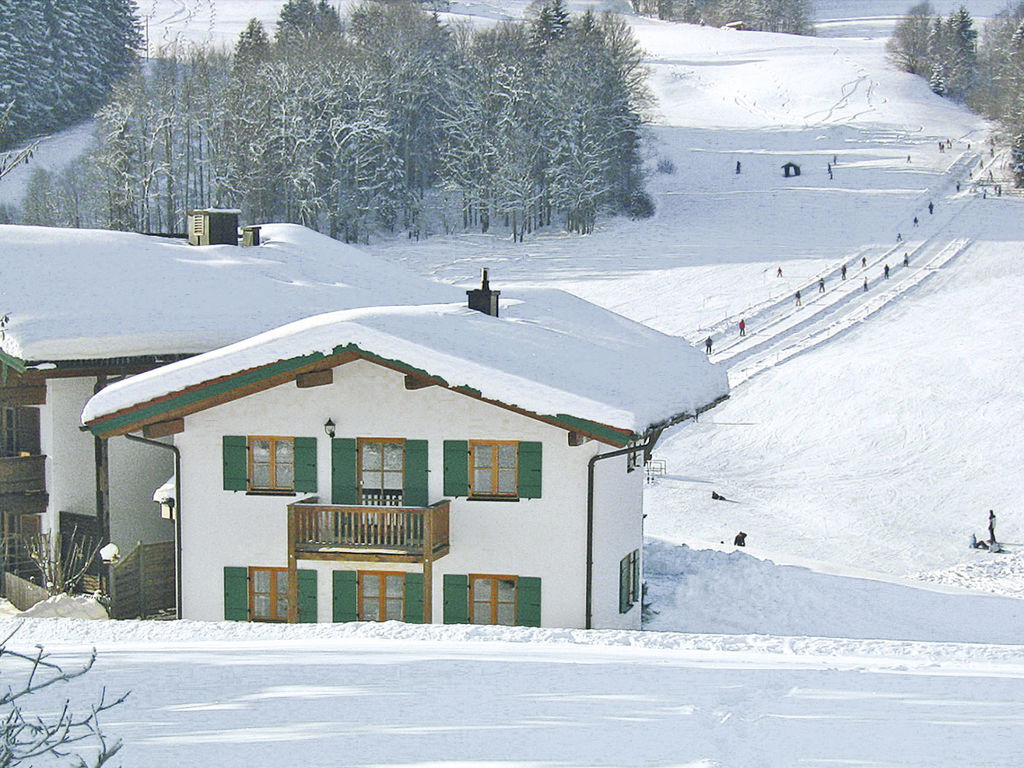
[795,290,801,307]
[734,531,747,547]
[705,336,713,355]
[884,264,890,279]
[863,276,868,291]
[913,216,918,227]
[739,318,746,337]
[833,154,837,164]
[861,256,867,269]
[988,510,997,545]
[928,201,934,214]
[777,267,783,278]
[736,160,741,174]
[818,277,825,293]
[841,263,847,280]
[896,232,903,242]
[828,166,833,180]
[903,252,909,267]
[956,181,961,192]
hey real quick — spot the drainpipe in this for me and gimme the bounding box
[124,433,182,620]
[585,395,729,629]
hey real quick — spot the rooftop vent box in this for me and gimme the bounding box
[187,208,240,246]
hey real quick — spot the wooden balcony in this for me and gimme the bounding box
[0,455,48,515]
[287,498,450,563]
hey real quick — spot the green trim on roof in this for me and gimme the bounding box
[86,341,637,445]
[0,348,27,380]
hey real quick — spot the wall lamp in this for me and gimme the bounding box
[324,418,336,439]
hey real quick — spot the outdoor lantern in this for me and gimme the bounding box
[324,418,336,438]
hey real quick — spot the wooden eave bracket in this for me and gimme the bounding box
[296,369,334,389]
[404,373,437,390]
[568,431,591,447]
[143,418,184,439]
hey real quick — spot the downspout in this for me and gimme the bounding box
[585,394,729,629]
[124,433,182,620]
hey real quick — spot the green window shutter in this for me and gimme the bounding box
[297,569,317,623]
[403,572,425,624]
[404,440,429,507]
[619,556,630,614]
[223,566,249,621]
[632,551,641,604]
[332,570,358,622]
[222,436,248,491]
[443,440,468,497]
[517,442,542,499]
[293,437,318,493]
[517,576,542,627]
[442,574,468,624]
[331,438,357,505]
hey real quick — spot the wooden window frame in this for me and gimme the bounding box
[621,550,640,611]
[468,573,518,626]
[357,570,405,622]
[248,566,290,622]
[468,440,519,500]
[247,436,295,492]
[357,437,406,506]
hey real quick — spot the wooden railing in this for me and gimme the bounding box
[289,498,450,558]
[0,455,46,496]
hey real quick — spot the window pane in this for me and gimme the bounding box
[275,439,293,463]
[497,579,516,602]
[383,471,403,490]
[474,469,493,493]
[473,578,491,600]
[497,469,516,494]
[253,594,270,619]
[498,444,517,468]
[385,574,404,598]
[362,442,382,470]
[252,440,270,462]
[361,470,381,490]
[385,598,403,621]
[496,603,515,626]
[366,574,382,598]
[253,570,270,593]
[362,598,381,622]
[276,595,289,619]
[472,601,492,625]
[383,443,403,470]
[473,445,492,468]
[276,463,294,488]
[275,574,290,595]
[252,464,271,488]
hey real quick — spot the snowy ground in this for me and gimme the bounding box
[5,2,1024,764]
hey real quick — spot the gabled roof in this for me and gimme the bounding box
[83,293,729,446]
[0,223,461,365]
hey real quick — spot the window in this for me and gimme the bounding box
[358,571,406,621]
[248,437,294,491]
[469,441,518,498]
[469,574,518,625]
[250,567,290,622]
[1,406,40,458]
[619,550,640,613]
[358,438,404,506]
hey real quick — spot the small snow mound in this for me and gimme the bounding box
[0,598,19,618]
[21,594,108,620]
[912,550,1024,599]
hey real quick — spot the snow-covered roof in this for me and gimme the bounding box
[0,223,462,363]
[83,291,728,442]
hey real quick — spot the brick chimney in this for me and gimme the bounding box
[466,269,500,317]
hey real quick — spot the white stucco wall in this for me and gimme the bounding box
[107,436,175,551]
[175,360,643,629]
[43,377,98,529]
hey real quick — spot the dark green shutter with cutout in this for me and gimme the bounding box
[404,440,429,507]
[403,572,425,623]
[619,556,630,613]
[224,566,248,620]
[517,576,541,627]
[332,570,358,622]
[443,440,468,497]
[632,551,641,605]
[517,442,542,499]
[297,569,317,622]
[294,437,318,493]
[222,436,248,491]
[331,438,357,504]
[443,574,468,624]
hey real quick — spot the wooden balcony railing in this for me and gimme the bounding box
[287,498,449,561]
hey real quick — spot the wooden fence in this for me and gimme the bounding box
[3,572,48,611]
[109,541,175,619]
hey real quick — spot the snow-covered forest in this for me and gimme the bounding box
[0,0,140,147]
[631,0,814,34]
[16,0,650,243]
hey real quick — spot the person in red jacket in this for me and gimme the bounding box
[739,318,746,337]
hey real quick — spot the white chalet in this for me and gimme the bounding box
[0,219,460,567]
[83,278,728,629]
